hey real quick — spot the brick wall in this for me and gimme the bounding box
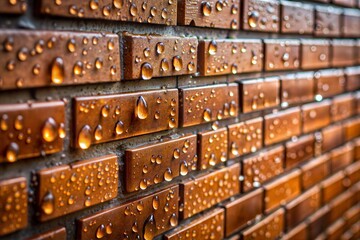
[0,0,359,239]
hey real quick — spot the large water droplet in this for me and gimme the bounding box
[6,142,19,163]
[156,42,165,55]
[172,56,183,71]
[164,168,173,181]
[201,2,212,16]
[96,224,106,239]
[78,125,92,149]
[203,108,212,122]
[152,196,159,210]
[51,57,65,84]
[144,214,156,240]
[115,121,124,135]
[135,96,148,119]
[41,191,55,215]
[101,104,110,118]
[169,213,178,227]
[161,58,169,72]
[248,11,259,28]
[208,40,217,55]
[141,62,153,80]
[180,161,188,176]
[42,117,58,142]
[113,0,123,9]
[94,125,103,141]
[106,223,113,235]
[173,148,180,159]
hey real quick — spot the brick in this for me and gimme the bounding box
[285,134,315,169]
[125,134,197,192]
[123,33,197,80]
[345,67,360,91]
[0,177,27,236]
[300,40,331,70]
[314,69,345,99]
[242,0,280,32]
[0,101,65,163]
[27,227,66,240]
[343,118,360,141]
[239,77,280,113]
[307,206,330,239]
[355,138,360,161]
[164,208,224,240]
[73,89,178,149]
[332,0,357,7]
[280,1,314,34]
[300,155,330,190]
[321,171,346,204]
[331,40,356,67]
[241,209,284,240]
[179,84,239,127]
[301,100,331,134]
[0,0,27,14]
[344,161,360,187]
[197,39,263,76]
[331,94,355,122]
[330,143,354,173]
[264,107,301,146]
[264,169,301,213]
[180,163,240,219]
[37,154,118,221]
[344,205,360,228]
[0,30,120,90]
[328,191,353,224]
[281,222,307,240]
[342,9,360,37]
[314,6,342,37]
[326,219,346,240]
[280,72,314,107]
[197,128,228,170]
[223,188,263,236]
[242,145,284,192]
[264,39,300,71]
[228,117,263,159]
[285,186,321,231]
[318,124,344,153]
[40,0,177,25]
[177,0,240,29]
[77,186,179,239]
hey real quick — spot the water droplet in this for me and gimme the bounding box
[3,37,14,52]
[33,64,41,75]
[173,148,180,159]
[78,125,92,149]
[41,191,54,215]
[17,47,28,61]
[215,0,223,11]
[187,62,195,71]
[169,213,178,226]
[172,56,183,71]
[1,114,9,131]
[209,153,216,166]
[161,58,169,72]
[130,3,138,16]
[94,125,103,141]
[139,179,147,190]
[208,40,217,55]
[73,61,84,76]
[248,11,259,28]
[96,224,106,239]
[231,64,238,74]
[201,2,212,16]
[115,121,124,135]
[67,39,76,53]
[169,118,176,128]
[113,0,123,9]
[156,42,165,55]
[203,108,212,122]
[14,115,23,130]
[180,161,188,176]
[5,142,19,163]
[51,57,65,84]
[161,8,168,19]
[141,62,153,80]
[229,101,236,116]
[106,223,113,235]
[135,96,148,119]
[164,168,173,181]
[42,117,58,142]
[231,142,239,156]
[144,214,156,240]
[95,58,103,69]
[150,6,157,16]
[101,105,110,117]
[137,201,144,212]
[152,196,159,210]
[89,0,99,10]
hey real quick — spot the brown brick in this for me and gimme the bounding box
[264,39,300,71]
[355,138,360,161]
[285,134,315,169]
[241,209,284,240]
[180,163,240,219]
[179,84,239,127]
[197,39,263,76]
[280,72,314,107]
[342,9,360,37]
[123,33,197,80]
[27,227,66,240]
[315,6,342,37]
[331,40,356,67]
[0,30,120,90]
[239,77,280,113]
[228,117,263,159]
[77,186,179,239]
[301,100,331,134]
[165,208,224,240]
[264,107,301,146]
[333,0,357,7]
[0,101,65,163]
[345,67,360,91]
[300,40,331,70]
[343,118,360,141]
[330,143,354,173]
[125,134,197,192]
[281,222,308,240]
[301,155,330,190]
[37,154,118,221]
[327,219,346,240]
[242,145,284,192]
[264,169,301,213]
[40,0,177,25]
[321,171,346,204]
[331,94,355,122]
[314,69,345,99]
[242,0,280,32]
[344,205,360,228]
[307,206,330,239]
[223,188,263,236]
[285,186,321,231]
[0,177,27,236]
[280,1,314,34]
[177,0,240,29]
[345,161,360,187]
[318,123,344,153]
[328,191,353,224]
[73,89,178,149]
[0,0,27,14]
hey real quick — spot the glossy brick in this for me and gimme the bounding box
[242,0,280,32]
[285,135,315,169]
[264,107,301,146]
[344,205,360,228]
[328,191,353,224]
[228,117,263,159]
[123,33,197,80]
[78,186,179,239]
[197,39,263,76]
[242,145,284,192]
[330,143,354,173]
[314,6,342,37]
[177,0,240,29]
[355,138,360,161]
[318,124,344,153]
[239,77,280,113]
[345,161,360,187]
[314,69,345,99]
[342,9,360,37]
[27,227,66,240]
[0,0,27,14]
[223,188,263,236]
[179,84,239,127]
[264,170,301,213]
[331,94,354,122]
[301,100,331,134]
[345,67,360,91]
[40,0,177,25]
[281,222,308,240]
[73,89,178,149]
[37,154,118,221]
[264,39,300,71]
[300,155,330,190]
[331,40,356,67]
[0,101,65,163]
[280,72,314,106]
[241,209,284,240]
[180,163,240,219]
[164,208,224,240]
[300,40,331,70]
[280,1,314,34]
[307,206,330,239]
[285,186,321,230]
[125,135,197,192]
[0,177,27,236]
[198,128,228,170]
[0,30,120,90]
[343,118,360,141]
[327,219,346,240]
[321,171,346,204]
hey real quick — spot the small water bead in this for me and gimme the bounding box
[6,142,19,163]
[169,118,176,128]
[42,117,58,142]
[41,191,55,215]
[187,62,195,71]
[248,11,259,28]
[130,3,138,17]
[17,47,28,61]
[89,0,99,10]
[1,114,9,131]
[14,115,23,130]
[161,8,168,19]
[139,179,147,190]
[180,161,188,176]
[164,168,173,181]
[137,201,144,212]
[215,0,224,11]
[156,42,165,55]
[67,39,76,53]
[32,64,41,75]
[96,224,106,239]
[203,108,212,122]
[94,125,103,141]
[172,56,183,71]
[35,40,45,54]
[201,2,212,16]
[169,213,178,226]
[208,40,217,55]
[150,6,157,17]
[115,121,124,135]
[51,57,65,84]
[95,58,103,70]
[113,0,123,9]
[101,105,110,117]
[173,148,180,159]
[3,37,14,52]
[141,62,153,80]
